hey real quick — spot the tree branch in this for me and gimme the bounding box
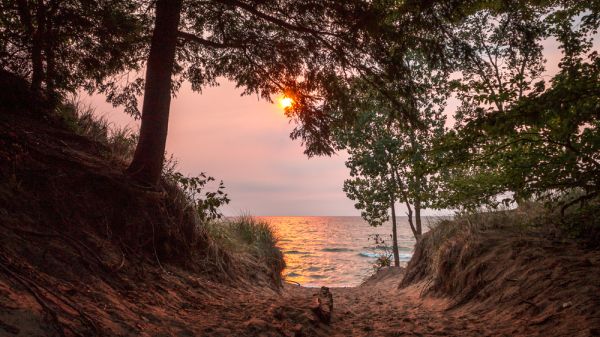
[214,0,342,38]
[177,31,245,49]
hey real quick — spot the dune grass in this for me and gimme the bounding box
[402,203,547,287]
[58,99,138,164]
[403,199,600,290]
[206,216,285,283]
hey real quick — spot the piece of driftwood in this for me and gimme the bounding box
[310,286,333,323]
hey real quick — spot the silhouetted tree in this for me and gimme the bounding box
[0,0,145,108]
[126,0,182,184]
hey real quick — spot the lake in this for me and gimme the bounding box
[257,216,432,287]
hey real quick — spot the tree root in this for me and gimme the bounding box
[0,256,100,336]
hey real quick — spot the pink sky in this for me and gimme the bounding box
[88,82,357,216]
[85,35,588,216]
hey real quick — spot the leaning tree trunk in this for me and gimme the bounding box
[127,0,183,185]
[390,199,400,267]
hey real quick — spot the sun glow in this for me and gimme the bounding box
[279,97,294,109]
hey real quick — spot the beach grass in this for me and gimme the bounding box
[206,216,285,282]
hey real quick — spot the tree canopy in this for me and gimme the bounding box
[1,0,599,230]
[0,0,146,106]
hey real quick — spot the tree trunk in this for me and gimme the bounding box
[127,0,183,185]
[390,199,400,267]
[31,0,45,93]
[415,197,422,239]
[43,0,58,108]
[393,169,419,241]
[404,199,418,240]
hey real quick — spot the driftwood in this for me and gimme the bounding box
[310,286,333,323]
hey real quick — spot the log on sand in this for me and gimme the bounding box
[310,286,333,323]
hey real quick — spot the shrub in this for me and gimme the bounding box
[368,234,393,271]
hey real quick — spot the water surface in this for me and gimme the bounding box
[257,216,425,287]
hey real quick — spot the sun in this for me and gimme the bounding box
[279,97,294,109]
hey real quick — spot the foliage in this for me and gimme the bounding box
[432,2,600,211]
[452,2,547,120]
[2,0,599,242]
[101,0,462,152]
[0,0,146,105]
[559,196,600,248]
[332,51,449,239]
[163,161,230,223]
[368,234,393,271]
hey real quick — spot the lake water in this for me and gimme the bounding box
[257,216,428,287]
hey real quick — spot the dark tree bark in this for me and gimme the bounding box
[127,0,183,185]
[393,169,419,241]
[32,0,46,94]
[43,0,59,107]
[390,199,400,267]
[15,0,44,93]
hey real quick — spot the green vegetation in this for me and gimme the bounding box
[433,3,600,212]
[367,234,393,272]
[0,0,145,108]
[2,2,600,335]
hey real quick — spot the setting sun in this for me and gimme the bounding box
[279,97,294,109]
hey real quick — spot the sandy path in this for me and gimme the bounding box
[269,268,497,337]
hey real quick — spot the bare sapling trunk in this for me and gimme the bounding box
[415,197,422,240]
[392,171,419,241]
[390,199,400,267]
[127,0,183,185]
[43,0,58,108]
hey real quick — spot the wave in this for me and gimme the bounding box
[321,247,353,252]
[309,274,327,279]
[398,253,413,261]
[358,252,379,258]
[285,250,308,255]
[364,246,412,252]
[358,252,413,261]
[304,266,321,272]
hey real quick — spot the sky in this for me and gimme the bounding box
[85,33,586,216]
[88,82,358,216]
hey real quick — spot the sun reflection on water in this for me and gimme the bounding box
[257,216,419,288]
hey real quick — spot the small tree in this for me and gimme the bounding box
[336,52,449,265]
